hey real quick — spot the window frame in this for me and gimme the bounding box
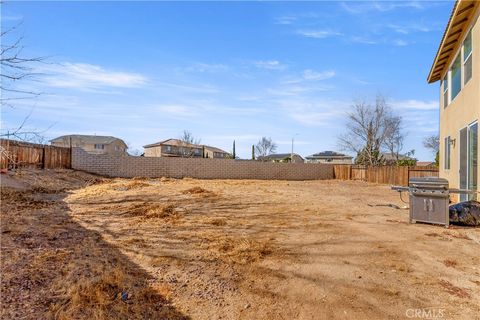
[463,30,472,85]
[443,27,473,106]
[94,144,105,150]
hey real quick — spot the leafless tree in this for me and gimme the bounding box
[338,95,406,166]
[1,22,44,106]
[383,115,404,162]
[178,130,201,158]
[255,137,277,158]
[1,20,47,141]
[180,130,201,145]
[423,134,439,154]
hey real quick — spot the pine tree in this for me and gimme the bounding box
[232,140,236,159]
[251,145,255,160]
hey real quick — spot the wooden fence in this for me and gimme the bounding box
[333,165,439,186]
[0,139,71,170]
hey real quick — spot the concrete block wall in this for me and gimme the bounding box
[72,148,334,180]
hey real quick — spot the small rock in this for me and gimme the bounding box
[244,303,251,309]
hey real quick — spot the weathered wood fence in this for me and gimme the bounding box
[333,165,439,186]
[0,139,71,169]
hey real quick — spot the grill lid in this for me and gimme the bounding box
[409,177,449,189]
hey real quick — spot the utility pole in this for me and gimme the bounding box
[291,133,299,163]
[291,137,294,163]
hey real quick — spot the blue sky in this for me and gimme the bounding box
[1,1,452,160]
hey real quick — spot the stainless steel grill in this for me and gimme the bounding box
[392,177,476,227]
[408,177,449,227]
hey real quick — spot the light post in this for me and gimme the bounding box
[291,133,299,163]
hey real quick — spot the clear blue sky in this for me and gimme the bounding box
[1,1,452,160]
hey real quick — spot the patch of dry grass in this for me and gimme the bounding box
[182,187,215,197]
[49,266,185,320]
[122,202,187,220]
[199,234,273,264]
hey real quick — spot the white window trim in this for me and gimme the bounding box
[444,26,474,105]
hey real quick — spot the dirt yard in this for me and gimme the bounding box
[1,169,479,319]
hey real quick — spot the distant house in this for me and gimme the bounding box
[204,145,230,159]
[257,153,304,163]
[305,151,352,164]
[416,161,437,167]
[143,139,203,158]
[381,153,417,165]
[50,134,127,155]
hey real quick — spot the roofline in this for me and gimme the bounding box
[427,0,479,83]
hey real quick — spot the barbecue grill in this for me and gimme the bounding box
[392,177,475,227]
[408,177,449,227]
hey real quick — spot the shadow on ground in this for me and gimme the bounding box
[1,179,189,320]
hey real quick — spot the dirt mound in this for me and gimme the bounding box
[182,187,216,197]
[113,181,151,191]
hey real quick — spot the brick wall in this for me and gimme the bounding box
[72,148,334,180]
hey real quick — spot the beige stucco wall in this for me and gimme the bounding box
[52,138,126,155]
[144,146,162,157]
[439,12,480,200]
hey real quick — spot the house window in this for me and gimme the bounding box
[444,136,451,170]
[463,30,472,85]
[94,144,105,150]
[442,74,448,108]
[450,54,462,101]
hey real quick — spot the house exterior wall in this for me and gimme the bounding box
[72,148,334,180]
[51,138,126,155]
[439,12,480,200]
[144,145,203,157]
[204,149,229,159]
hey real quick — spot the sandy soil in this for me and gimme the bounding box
[1,169,479,319]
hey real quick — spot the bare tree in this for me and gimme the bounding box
[1,22,45,106]
[423,134,439,154]
[255,137,277,158]
[180,130,201,145]
[383,115,404,162]
[338,95,405,166]
[178,130,201,158]
[1,21,47,141]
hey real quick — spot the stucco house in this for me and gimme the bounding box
[305,151,353,164]
[144,139,229,158]
[257,153,304,163]
[50,134,127,155]
[428,0,479,201]
[143,139,203,158]
[204,146,230,159]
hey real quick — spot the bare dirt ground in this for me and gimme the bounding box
[1,169,479,319]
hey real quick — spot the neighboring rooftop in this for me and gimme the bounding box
[50,134,125,145]
[257,153,303,160]
[382,153,415,161]
[306,151,353,159]
[143,139,201,149]
[204,145,228,153]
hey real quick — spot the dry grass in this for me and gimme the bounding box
[438,280,471,298]
[49,267,184,320]
[122,202,187,220]
[443,259,458,268]
[182,187,215,197]
[199,234,274,264]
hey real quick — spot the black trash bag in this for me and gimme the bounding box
[449,200,480,226]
